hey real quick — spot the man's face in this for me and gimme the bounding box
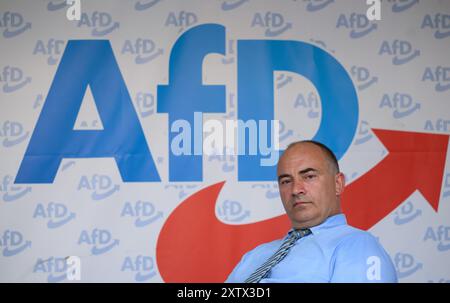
[277,143,345,229]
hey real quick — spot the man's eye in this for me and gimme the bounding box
[280,179,291,185]
[304,174,316,180]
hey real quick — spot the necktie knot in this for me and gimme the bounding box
[294,228,312,239]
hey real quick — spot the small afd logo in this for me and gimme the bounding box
[0,175,31,202]
[393,201,422,225]
[251,12,292,37]
[0,66,32,93]
[121,255,156,282]
[424,225,450,252]
[33,202,76,229]
[77,174,120,201]
[78,228,119,255]
[394,252,423,279]
[121,200,163,228]
[0,11,32,38]
[0,229,31,257]
[33,256,81,282]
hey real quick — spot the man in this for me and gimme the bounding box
[226,140,397,283]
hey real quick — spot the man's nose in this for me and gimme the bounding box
[292,179,306,196]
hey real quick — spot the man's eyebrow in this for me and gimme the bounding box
[299,168,318,174]
[277,174,292,181]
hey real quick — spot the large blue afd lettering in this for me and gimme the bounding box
[15,40,160,183]
[15,24,358,184]
[238,40,358,181]
[157,24,226,181]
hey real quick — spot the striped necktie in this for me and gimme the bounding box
[244,228,312,283]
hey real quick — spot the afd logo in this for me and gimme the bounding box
[33,256,80,282]
[77,11,119,36]
[251,183,279,199]
[389,0,419,13]
[251,12,292,37]
[422,66,450,92]
[165,11,198,32]
[0,175,31,202]
[121,255,157,282]
[78,229,119,255]
[217,200,250,222]
[394,252,422,279]
[135,0,163,11]
[393,201,421,225]
[0,12,31,38]
[0,230,31,257]
[121,201,163,227]
[354,120,373,145]
[0,66,32,93]
[293,92,320,119]
[33,257,69,283]
[303,0,334,12]
[33,202,76,229]
[379,40,420,65]
[77,175,120,201]
[121,39,163,64]
[379,93,421,119]
[336,13,377,38]
[424,226,450,252]
[0,121,29,147]
[350,66,378,90]
[135,92,156,118]
[424,119,450,133]
[33,39,65,65]
[34,257,67,283]
[221,0,249,11]
[14,24,358,183]
[421,14,450,39]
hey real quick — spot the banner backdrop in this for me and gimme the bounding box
[1,0,449,282]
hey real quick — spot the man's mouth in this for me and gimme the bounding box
[293,201,311,208]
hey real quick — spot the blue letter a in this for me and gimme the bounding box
[15,40,160,183]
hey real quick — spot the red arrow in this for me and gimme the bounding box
[156,181,290,282]
[342,129,449,230]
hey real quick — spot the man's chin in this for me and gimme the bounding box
[290,214,318,229]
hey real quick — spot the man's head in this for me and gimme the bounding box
[277,141,345,229]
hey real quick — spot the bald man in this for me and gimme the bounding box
[226,140,397,283]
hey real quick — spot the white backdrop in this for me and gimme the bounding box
[0,0,449,282]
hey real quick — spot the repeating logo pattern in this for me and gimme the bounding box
[0,0,449,282]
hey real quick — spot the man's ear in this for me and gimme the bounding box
[335,172,345,196]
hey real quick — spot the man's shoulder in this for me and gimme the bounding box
[329,224,387,256]
[335,224,379,244]
[318,222,381,252]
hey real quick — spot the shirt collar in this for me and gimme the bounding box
[287,214,347,238]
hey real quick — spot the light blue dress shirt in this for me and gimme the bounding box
[226,214,398,283]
